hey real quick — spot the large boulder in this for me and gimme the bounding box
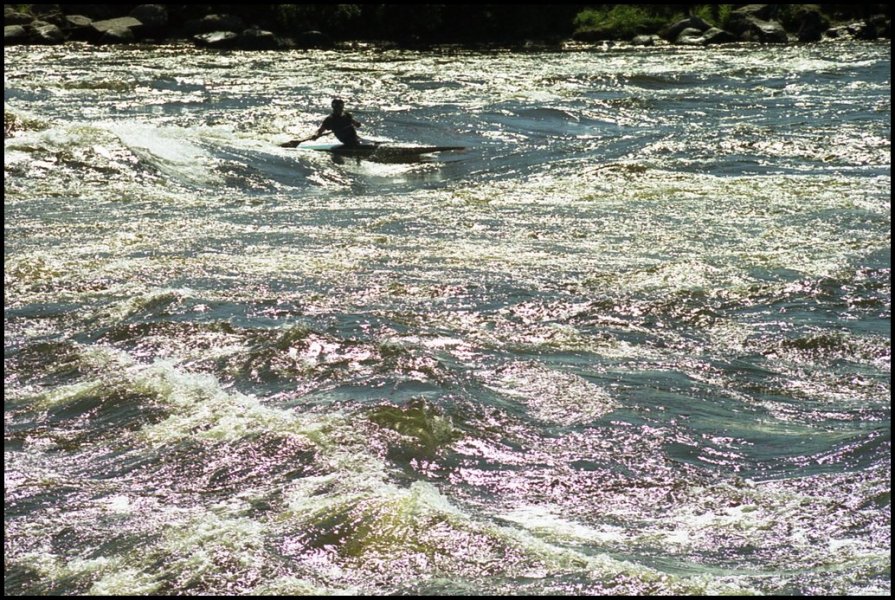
[789,5,830,42]
[184,14,246,36]
[193,30,240,49]
[660,16,712,42]
[631,34,661,46]
[729,4,779,25]
[701,27,739,45]
[675,27,706,45]
[732,16,788,43]
[727,5,787,43]
[30,21,65,44]
[825,21,880,41]
[91,16,143,42]
[63,15,95,41]
[749,19,787,43]
[5,24,29,44]
[96,26,136,45]
[5,8,33,26]
[239,27,285,50]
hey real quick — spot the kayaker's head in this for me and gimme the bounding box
[331,97,345,115]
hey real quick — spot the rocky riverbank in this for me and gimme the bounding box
[4,4,892,50]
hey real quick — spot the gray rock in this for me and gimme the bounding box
[193,30,240,49]
[64,14,93,28]
[5,8,33,26]
[728,5,778,37]
[239,27,284,50]
[90,17,143,44]
[792,6,829,42]
[92,16,143,35]
[730,4,779,23]
[63,15,94,41]
[847,20,879,40]
[31,22,65,44]
[631,34,659,46]
[5,24,29,44]
[701,27,739,45]
[96,27,136,45]
[675,27,706,45]
[823,26,845,40]
[736,17,788,43]
[185,14,246,36]
[660,16,712,41]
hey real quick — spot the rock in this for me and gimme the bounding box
[184,14,246,36]
[193,30,240,49]
[62,15,94,41]
[826,21,879,42]
[847,20,878,40]
[660,16,712,42]
[64,14,93,28]
[737,17,788,43]
[728,5,779,27]
[96,26,137,45]
[5,8,33,26]
[824,26,845,40]
[91,16,143,40]
[294,30,334,49]
[701,27,739,45]
[791,6,829,42]
[31,22,65,44]
[239,27,284,50]
[675,27,706,45]
[728,5,774,35]
[631,34,659,46]
[31,4,63,18]
[5,24,29,44]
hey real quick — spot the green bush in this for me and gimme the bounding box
[692,4,733,29]
[573,5,675,39]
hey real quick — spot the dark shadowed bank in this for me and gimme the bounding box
[3,4,892,50]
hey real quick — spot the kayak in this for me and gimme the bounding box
[287,141,465,160]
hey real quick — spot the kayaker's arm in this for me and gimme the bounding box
[279,129,332,148]
[310,123,328,140]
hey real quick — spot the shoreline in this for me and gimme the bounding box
[5,4,892,51]
[4,37,892,55]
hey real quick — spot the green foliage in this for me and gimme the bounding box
[573,5,672,39]
[692,4,733,29]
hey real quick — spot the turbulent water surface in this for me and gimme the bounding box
[4,41,890,595]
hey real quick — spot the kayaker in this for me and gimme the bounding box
[309,97,361,147]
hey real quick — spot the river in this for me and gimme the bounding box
[4,41,890,595]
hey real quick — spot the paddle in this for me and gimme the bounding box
[279,130,331,148]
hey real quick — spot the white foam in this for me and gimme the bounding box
[108,123,222,186]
